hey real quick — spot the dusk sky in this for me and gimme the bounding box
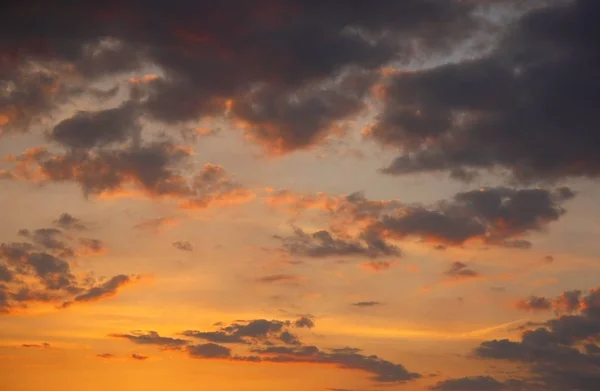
[1,1,600,390]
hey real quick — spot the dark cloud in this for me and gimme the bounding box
[119,316,420,384]
[0,264,13,282]
[97,353,116,359]
[18,228,69,253]
[181,330,247,345]
[0,224,136,314]
[187,343,231,359]
[22,343,51,349]
[371,187,574,246]
[53,213,87,231]
[277,227,399,259]
[49,103,139,149]
[173,241,193,252]
[110,331,189,348]
[294,316,315,329]
[352,301,381,307]
[77,238,107,256]
[373,0,600,183]
[131,353,148,361]
[473,286,600,391]
[515,296,552,312]
[430,376,525,391]
[253,344,421,383]
[1,0,497,152]
[2,146,253,209]
[64,274,132,307]
[444,262,481,281]
[256,274,300,284]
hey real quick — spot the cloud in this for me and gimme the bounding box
[444,262,481,281]
[277,227,399,259]
[49,103,139,149]
[110,331,189,348]
[430,376,525,391]
[131,353,148,361]
[64,274,134,307]
[473,286,600,391]
[370,0,600,183]
[352,301,381,307]
[515,296,552,312]
[97,353,116,359]
[76,238,108,256]
[1,0,495,154]
[294,316,315,329]
[268,187,573,250]
[256,275,300,284]
[117,316,420,383]
[22,343,51,349]
[53,213,86,231]
[372,187,574,246]
[253,345,421,383]
[173,241,193,252]
[187,343,232,359]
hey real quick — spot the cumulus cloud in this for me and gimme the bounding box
[0,222,137,315]
[473,286,600,391]
[371,0,600,183]
[268,187,574,250]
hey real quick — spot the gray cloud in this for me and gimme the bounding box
[430,376,525,391]
[277,227,399,259]
[256,274,299,284]
[187,343,231,359]
[444,262,481,281]
[131,353,148,361]
[372,0,600,183]
[371,187,574,247]
[473,286,600,391]
[49,103,139,149]
[173,241,193,252]
[53,213,87,231]
[515,296,552,312]
[352,301,381,307]
[65,274,132,307]
[111,331,189,348]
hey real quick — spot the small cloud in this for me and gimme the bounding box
[256,274,300,284]
[173,241,193,252]
[515,296,552,312]
[131,353,149,361]
[22,342,51,349]
[54,213,87,231]
[96,353,116,359]
[444,262,482,281]
[352,301,381,307]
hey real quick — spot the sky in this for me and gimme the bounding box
[1,1,600,390]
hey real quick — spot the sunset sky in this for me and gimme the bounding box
[1,1,600,390]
